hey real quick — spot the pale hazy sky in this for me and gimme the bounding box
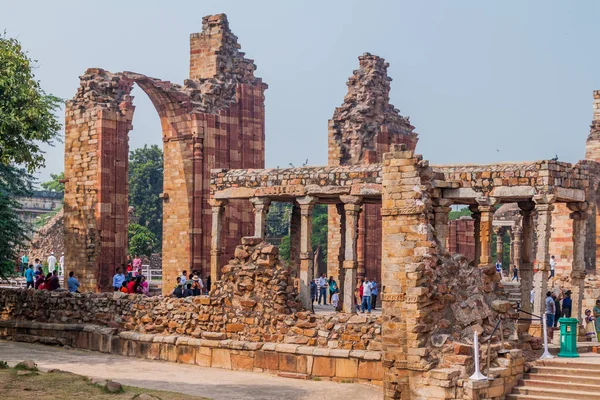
[2,1,600,183]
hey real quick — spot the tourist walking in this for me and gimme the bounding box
[562,290,572,318]
[548,255,556,281]
[371,279,379,310]
[545,291,556,327]
[112,268,125,291]
[361,278,373,313]
[594,300,600,341]
[552,293,561,328]
[47,252,57,273]
[328,276,338,303]
[59,252,65,276]
[511,265,519,282]
[310,279,317,304]
[317,273,327,305]
[67,271,80,293]
[25,264,35,289]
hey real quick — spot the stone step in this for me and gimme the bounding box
[506,394,575,400]
[510,386,600,399]
[536,360,600,371]
[519,378,600,393]
[531,366,600,377]
[525,372,600,386]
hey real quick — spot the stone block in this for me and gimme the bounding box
[312,357,336,377]
[211,348,232,369]
[335,358,358,378]
[255,351,279,371]
[231,352,254,371]
[357,360,384,381]
[176,345,196,364]
[195,347,212,367]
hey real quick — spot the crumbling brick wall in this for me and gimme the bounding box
[327,53,418,285]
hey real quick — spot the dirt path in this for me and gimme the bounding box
[0,340,382,400]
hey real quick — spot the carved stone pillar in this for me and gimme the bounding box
[518,202,534,314]
[209,198,228,283]
[297,195,316,310]
[569,202,588,323]
[512,225,522,270]
[494,226,504,268]
[475,197,499,267]
[469,204,482,264]
[433,199,452,250]
[532,194,556,317]
[250,197,271,239]
[340,195,362,312]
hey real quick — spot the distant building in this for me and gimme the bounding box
[13,191,64,238]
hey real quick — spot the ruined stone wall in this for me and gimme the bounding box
[0,239,380,351]
[327,53,417,285]
[380,145,522,400]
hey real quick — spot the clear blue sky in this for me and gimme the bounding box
[2,1,600,183]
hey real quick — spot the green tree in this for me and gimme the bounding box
[0,35,61,276]
[0,35,62,173]
[128,223,157,257]
[0,164,33,276]
[40,172,64,193]
[449,206,471,220]
[128,145,163,253]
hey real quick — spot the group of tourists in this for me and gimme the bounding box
[495,259,520,282]
[19,250,79,293]
[19,251,64,277]
[309,273,379,313]
[112,267,150,296]
[172,270,212,298]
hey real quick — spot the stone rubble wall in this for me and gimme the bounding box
[0,239,380,351]
[0,320,383,383]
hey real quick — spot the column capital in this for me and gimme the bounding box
[209,198,228,208]
[493,225,504,235]
[296,195,318,207]
[432,198,453,208]
[567,201,589,213]
[468,204,481,215]
[475,196,499,209]
[517,201,535,214]
[249,196,271,207]
[339,195,363,205]
[533,194,556,207]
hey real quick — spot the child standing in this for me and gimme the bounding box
[331,289,339,309]
[585,309,597,342]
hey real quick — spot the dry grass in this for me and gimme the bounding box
[0,367,209,400]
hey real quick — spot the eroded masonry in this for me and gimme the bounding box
[21,11,599,400]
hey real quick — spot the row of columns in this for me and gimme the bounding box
[209,195,364,312]
[433,195,589,322]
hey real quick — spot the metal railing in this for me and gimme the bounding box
[141,264,162,281]
[481,318,505,375]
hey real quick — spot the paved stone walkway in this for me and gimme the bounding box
[0,340,381,400]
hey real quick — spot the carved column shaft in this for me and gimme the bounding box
[469,205,482,264]
[475,197,498,267]
[533,195,555,317]
[569,202,588,323]
[250,197,271,239]
[297,196,316,310]
[340,195,362,312]
[433,199,452,250]
[518,202,534,314]
[209,199,228,284]
[495,227,504,266]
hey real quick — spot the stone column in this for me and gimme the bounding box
[469,204,482,264]
[250,197,271,239]
[340,195,362,313]
[494,226,504,268]
[475,197,499,267]
[512,225,522,270]
[568,202,588,323]
[433,199,452,250]
[532,194,555,317]
[209,198,228,284]
[297,195,317,310]
[518,202,534,314]
[289,203,301,277]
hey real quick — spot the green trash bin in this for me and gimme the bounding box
[558,317,579,358]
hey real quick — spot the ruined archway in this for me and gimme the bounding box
[63,14,267,293]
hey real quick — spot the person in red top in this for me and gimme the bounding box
[127,276,143,294]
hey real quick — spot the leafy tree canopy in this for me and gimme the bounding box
[128,145,163,253]
[128,223,156,258]
[0,34,62,173]
[40,172,64,193]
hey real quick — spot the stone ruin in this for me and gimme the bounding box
[28,207,64,262]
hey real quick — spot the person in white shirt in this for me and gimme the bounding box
[59,253,65,276]
[47,252,57,273]
[331,290,339,309]
[548,255,556,281]
[180,270,188,286]
[361,278,373,313]
[317,274,328,305]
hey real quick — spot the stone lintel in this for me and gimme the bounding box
[214,187,256,199]
[555,187,586,203]
[442,188,481,201]
[490,186,535,199]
